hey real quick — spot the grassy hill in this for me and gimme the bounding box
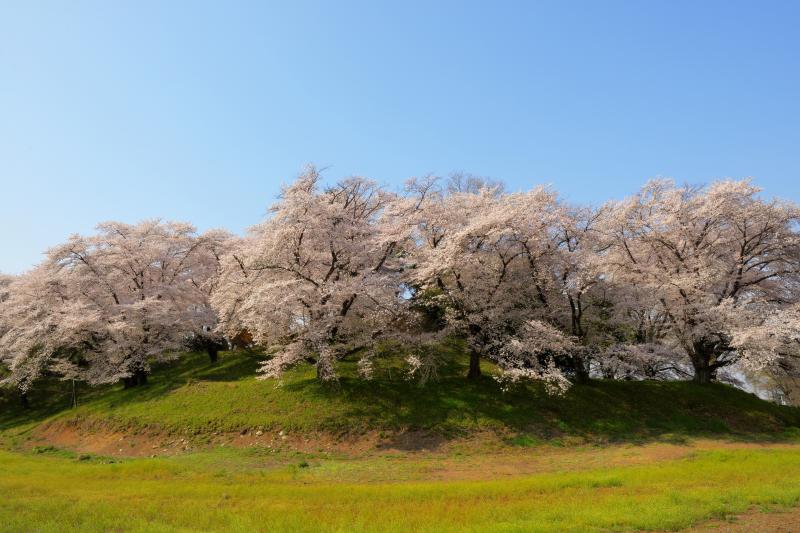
[3,342,799,448]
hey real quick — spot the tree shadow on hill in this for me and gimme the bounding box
[70,350,262,406]
[179,351,262,382]
[0,381,78,432]
[0,350,262,433]
[282,374,800,447]
[4,348,800,447]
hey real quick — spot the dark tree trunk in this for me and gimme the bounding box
[207,344,219,364]
[467,349,482,379]
[124,368,149,388]
[19,390,29,409]
[572,355,591,384]
[466,324,483,380]
[690,343,716,384]
[692,359,714,384]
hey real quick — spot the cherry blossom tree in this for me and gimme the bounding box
[19,220,227,388]
[603,179,800,383]
[183,229,235,363]
[397,176,574,390]
[727,303,800,367]
[722,302,800,401]
[491,319,575,394]
[0,273,21,401]
[522,204,614,381]
[0,273,14,340]
[212,166,406,382]
[594,342,691,381]
[0,267,100,405]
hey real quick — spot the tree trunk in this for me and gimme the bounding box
[71,380,78,409]
[467,350,482,379]
[572,355,591,384]
[692,359,714,384]
[124,368,149,388]
[19,390,29,409]
[315,344,336,382]
[207,344,219,364]
[690,344,716,384]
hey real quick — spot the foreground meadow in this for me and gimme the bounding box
[3,350,800,532]
[2,441,800,532]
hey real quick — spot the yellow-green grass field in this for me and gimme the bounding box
[2,443,800,532]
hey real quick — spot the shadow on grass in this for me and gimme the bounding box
[3,347,800,447]
[281,371,800,446]
[0,350,262,433]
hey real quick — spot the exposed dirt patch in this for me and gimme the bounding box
[27,419,470,458]
[29,421,178,457]
[376,429,448,451]
[683,505,800,532]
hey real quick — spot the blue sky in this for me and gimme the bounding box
[1,0,799,273]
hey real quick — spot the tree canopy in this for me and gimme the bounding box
[2,169,799,401]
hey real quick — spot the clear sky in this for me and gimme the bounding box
[1,1,799,274]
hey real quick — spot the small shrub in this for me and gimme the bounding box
[505,435,541,447]
[32,445,59,455]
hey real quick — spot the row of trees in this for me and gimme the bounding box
[2,167,800,404]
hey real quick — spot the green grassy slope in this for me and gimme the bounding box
[2,343,799,443]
